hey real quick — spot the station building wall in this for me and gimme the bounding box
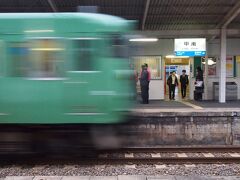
[130,38,240,100]
[130,39,173,100]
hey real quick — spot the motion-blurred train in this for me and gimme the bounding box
[0,13,135,153]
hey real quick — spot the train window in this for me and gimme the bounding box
[0,41,5,77]
[8,43,30,77]
[28,39,64,77]
[8,40,64,78]
[111,35,128,58]
[73,39,95,71]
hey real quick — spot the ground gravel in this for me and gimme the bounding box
[0,164,240,177]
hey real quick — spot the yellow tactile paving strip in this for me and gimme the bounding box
[178,100,204,110]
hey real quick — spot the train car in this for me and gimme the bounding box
[0,13,135,152]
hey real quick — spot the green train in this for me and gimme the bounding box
[0,13,135,152]
[0,13,134,124]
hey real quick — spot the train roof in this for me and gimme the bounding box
[0,13,131,34]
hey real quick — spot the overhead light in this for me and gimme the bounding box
[24,30,54,33]
[129,38,158,42]
[30,48,64,51]
[73,37,101,40]
[166,55,175,58]
[202,59,216,65]
[166,55,189,58]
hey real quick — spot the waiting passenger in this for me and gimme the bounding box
[194,66,204,101]
[180,70,189,99]
[144,63,151,101]
[167,71,179,100]
[140,65,149,104]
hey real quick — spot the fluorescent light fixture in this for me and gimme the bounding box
[73,37,101,40]
[129,38,158,42]
[24,30,54,33]
[166,55,175,58]
[166,55,189,58]
[30,48,64,51]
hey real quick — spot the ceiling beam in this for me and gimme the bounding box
[132,29,240,38]
[141,0,150,30]
[216,1,240,28]
[208,1,240,42]
[47,0,58,12]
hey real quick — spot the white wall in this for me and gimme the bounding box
[208,39,240,56]
[206,39,240,100]
[130,39,174,57]
[149,80,164,100]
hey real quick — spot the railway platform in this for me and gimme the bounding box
[128,100,240,147]
[135,99,240,110]
[3,175,240,179]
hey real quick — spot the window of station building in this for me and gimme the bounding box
[131,56,162,80]
[201,56,234,77]
[201,57,217,76]
[72,39,95,71]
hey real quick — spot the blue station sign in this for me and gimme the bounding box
[175,51,206,56]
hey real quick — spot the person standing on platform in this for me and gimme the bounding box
[140,65,149,104]
[167,71,179,100]
[180,70,189,99]
[144,63,151,101]
[194,66,204,101]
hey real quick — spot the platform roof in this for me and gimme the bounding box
[0,0,240,38]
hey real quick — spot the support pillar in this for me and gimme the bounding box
[219,28,226,103]
[204,43,208,100]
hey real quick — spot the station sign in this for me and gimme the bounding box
[174,38,206,56]
[170,58,182,63]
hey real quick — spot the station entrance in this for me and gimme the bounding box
[164,57,190,101]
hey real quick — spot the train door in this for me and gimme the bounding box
[64,37,103,122]
[0,39,65,123]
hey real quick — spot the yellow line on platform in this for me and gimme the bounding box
[179,101,204,110]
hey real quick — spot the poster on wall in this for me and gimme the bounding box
[226,56,233,77]
[237,56,240,63]
[131,56,162,80]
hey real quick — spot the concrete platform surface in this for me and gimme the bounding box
[135,100,240,110]
[3,176,240,180]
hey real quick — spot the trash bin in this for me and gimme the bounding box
[213,82,238,100]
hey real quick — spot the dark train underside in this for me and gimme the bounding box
[0,124,124,155]
[0,124,132,155]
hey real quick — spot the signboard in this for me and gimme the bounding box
[170,58,182,63]
[174,38,206,56]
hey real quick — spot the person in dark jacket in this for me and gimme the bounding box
[180,70,189,99]
[167,71,179,100]
[140,65,149,104]
[144,63,150,102]
[194,66,204,101]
